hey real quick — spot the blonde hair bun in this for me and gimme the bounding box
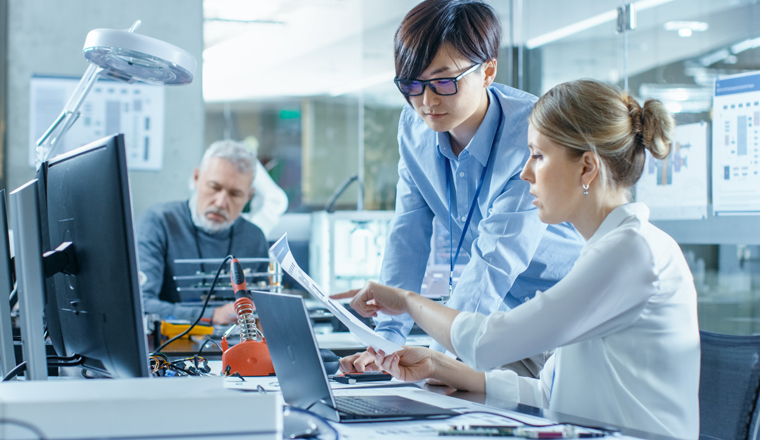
[640,99,674,160]
[529,79,676,193]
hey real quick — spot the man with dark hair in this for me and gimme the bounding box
[336,0,583,379]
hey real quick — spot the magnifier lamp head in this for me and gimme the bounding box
[83,28,196,85]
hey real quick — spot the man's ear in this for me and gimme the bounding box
[247,188,255,202]
[192,168,200,188]
[483,58,497,87]
[580,151,600,188]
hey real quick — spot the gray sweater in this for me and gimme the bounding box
[136,200,268,321]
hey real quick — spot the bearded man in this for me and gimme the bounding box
[137,140,269,325]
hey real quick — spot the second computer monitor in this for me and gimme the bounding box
[45,133,149,378]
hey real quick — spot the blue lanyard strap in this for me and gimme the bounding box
[445,107,504,299]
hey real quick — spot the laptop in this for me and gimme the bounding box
[251,290,458,423]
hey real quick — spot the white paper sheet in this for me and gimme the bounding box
[270,234,402,354]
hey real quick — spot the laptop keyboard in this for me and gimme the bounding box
[335,396,406,416]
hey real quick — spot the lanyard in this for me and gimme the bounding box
[193,223,234,273]
[444,107,504,300]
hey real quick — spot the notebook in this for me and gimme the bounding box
[251,290,458,423]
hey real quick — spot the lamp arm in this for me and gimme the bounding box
[35,63,103,167]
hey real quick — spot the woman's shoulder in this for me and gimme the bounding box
[595,218,686,278]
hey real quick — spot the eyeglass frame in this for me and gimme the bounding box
[394,63,482,97]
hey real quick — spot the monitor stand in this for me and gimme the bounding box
[9,180,48,380]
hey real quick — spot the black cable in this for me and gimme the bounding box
[153,255,233,353]
[2,355,84,381]
[0,418,47,439]
[8,285,17,309]
[196,336,223,359]
[2,361,26,382]
[284,407,339,440]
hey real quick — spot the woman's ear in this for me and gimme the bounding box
[483,59,497,87]
[580,151,600,188]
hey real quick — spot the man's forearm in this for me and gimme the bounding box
[403,292,461,354]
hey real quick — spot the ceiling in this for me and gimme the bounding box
[201,0,760,105]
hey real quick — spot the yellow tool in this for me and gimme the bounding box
[160,321,213,339]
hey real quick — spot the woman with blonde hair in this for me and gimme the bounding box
[333,79,700,439]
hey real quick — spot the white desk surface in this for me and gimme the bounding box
[219,375,647,440]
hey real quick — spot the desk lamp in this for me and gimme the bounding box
[34,20,197,168]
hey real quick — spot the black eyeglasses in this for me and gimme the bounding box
[394,64,481,97]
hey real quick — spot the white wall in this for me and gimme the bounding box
[6,0,204,220]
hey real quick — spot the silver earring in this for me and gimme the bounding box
[582,184,589,196]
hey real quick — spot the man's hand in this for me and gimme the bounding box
[368,346,436,383]
[212,302,237,325]
[330,281,410,318]
[338,351,381,374]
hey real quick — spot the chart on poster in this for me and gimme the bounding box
[635,121,708,220]
[29,75,165,171]
[712,71,760,215]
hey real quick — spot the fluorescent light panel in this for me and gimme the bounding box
[526,0,674,49]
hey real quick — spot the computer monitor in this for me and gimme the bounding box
[0,190,17,376]
[43,133,149,378]
[34,165,66,357]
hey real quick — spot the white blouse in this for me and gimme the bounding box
[451,203,700,439]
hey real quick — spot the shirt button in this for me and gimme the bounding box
[524,297,530,302]
[459,172,465,177]
[461,216,467,222]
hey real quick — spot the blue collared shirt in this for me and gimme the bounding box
[375,84,584,346]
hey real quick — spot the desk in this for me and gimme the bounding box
[1,366,673,440]
[153,335,676,440]
[221,372,674,440]
[419,385,678,440]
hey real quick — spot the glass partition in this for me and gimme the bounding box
[202,0,760,334]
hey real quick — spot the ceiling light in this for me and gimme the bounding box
[678,28,693,37]
[698,49,730,67]
[525,0,674,49]
[731,37,760,54]
[664,21,709,32]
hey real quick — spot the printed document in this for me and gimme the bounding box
[269,234,401,354]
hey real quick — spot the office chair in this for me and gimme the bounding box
[699,331,760,440]
[748,393,760,440]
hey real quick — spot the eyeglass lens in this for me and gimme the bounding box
[398,78,457,96]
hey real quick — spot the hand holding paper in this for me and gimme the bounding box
[330,282,410,318]
[269,234,402,354]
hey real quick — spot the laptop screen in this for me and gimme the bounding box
[252,291,337,411]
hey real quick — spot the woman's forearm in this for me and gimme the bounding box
[430,350,486,393]
[403,292,461,354]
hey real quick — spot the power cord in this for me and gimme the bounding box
[284,407,339,440]
[152,255,232,353]
[196,336,223,359]
[2,354,84,381]
[0,418,47,440]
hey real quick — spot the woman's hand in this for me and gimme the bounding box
[370,346,486,393]
[330,281,410,318]
[368,346,436,383]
